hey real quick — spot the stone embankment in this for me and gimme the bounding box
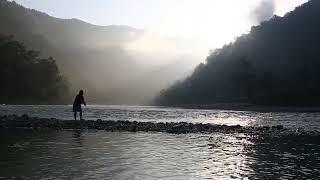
[0,114,318,135]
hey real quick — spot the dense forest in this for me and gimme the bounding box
[0,34,69,104]
[155,0,320,106]
[0,0,198,104]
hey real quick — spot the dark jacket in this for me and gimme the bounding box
[73,94,85,107]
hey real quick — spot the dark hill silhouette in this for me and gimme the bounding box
[0,34,69,104]
[155,0,320,106]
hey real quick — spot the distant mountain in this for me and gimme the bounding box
[0,0,198,104]
[155,0,320,106]
[0,0,143,49]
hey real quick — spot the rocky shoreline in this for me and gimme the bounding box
[0,114,319,135]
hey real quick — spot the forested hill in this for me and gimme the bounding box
[155,0,320,106]
[0,34,69,104]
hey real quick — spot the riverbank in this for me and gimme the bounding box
[1,114,318,135]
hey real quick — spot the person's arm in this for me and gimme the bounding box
[82,96,86,106]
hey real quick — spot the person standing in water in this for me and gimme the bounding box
[73,90,86,120]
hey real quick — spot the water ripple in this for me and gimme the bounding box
[0,129,319,179]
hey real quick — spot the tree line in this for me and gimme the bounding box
[0,34,70,104]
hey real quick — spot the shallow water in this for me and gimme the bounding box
[0,129,319,179]
[1,105,320,179]
[1,105,320,130]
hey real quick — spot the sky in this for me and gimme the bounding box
[13,0,307,50]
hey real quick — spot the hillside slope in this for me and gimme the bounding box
[156,0,320,106]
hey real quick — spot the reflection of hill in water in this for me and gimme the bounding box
[247,134,320,179]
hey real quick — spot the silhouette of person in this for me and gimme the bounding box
[73,90,86,120]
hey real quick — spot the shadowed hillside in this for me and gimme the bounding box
[0,34,69,104]
[156,0,320,106]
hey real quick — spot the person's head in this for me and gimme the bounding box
[79,90,84,95]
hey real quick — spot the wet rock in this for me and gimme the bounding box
[272,125,284,130]
[262,126,270,131]
[21,114,29,120]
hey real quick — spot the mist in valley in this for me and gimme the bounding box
[0,0,206,104]
[0,0,309,105]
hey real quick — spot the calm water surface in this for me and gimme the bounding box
[0,130,319,180]
[0,105,320,179]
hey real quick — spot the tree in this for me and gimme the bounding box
[0,34,70,104]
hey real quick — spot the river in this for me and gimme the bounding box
[0,105,319,179]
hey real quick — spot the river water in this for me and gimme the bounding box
[0,105,320,179]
